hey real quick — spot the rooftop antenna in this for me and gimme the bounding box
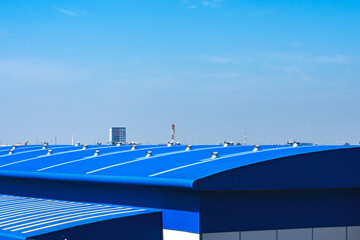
[72,135,74,145]
[171,123,175,143]
[243,133,247,145]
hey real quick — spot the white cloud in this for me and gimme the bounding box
[313,55,356,64]
[260,52,358,64]
[207,57,232,63]
[53,7,78,16]
[0,58,90,86]
[289,42,302,48]
[202,0,223,8]
[182,0,224,9]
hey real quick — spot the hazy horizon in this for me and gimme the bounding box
[1,0,359,145]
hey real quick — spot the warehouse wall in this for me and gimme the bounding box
[164,226,360,240]
[199,189,360,233]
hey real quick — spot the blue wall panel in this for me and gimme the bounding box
[33,212,162,240]
[199,188,360,233]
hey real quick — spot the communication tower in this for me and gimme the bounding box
[171,124,175,143]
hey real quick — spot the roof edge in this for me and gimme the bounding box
[0,170,195,190]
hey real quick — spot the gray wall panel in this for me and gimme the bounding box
[278,228,312,240]
[241,230,276,240]
[202,232,239,240]
[348,226,360,240]
[313,227,346,240]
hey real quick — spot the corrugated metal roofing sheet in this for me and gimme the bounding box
[0,194,157,240]
[0,144,359,190]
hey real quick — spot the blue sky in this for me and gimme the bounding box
[0,0,359,145]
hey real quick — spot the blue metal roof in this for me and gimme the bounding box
[0,144,359,191]
[0,194,157,240]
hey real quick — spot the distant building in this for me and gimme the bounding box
[109,127,126,144]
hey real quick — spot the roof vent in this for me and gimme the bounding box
[82,144,88,150]
[211,152,219,158]
[131,145,137,150]
[116,142,122,146]
[9,149,14,155]
[224,141,234,147]
[94,150,100,156]
[253,145,260,151]
[167,142,173,147]
[47,150,53,155]
[11,145,16,150]
[75,142,80,147]
[42,144,48,150]
[146,151,152,157]
[185,144,192,151]
[293,141,300,147]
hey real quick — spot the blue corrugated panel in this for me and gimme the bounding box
[0,194,162,240]
[0,144,359,190]
[0,145,359,234]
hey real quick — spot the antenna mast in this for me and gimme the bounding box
[171,124,175,143]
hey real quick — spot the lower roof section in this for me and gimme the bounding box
[0,145,359,191]
[0,194,161,240]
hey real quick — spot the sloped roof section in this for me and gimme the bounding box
[0,145,359,191]
[0,194,159,240]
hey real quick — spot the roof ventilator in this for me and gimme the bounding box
[131,145,137,150]
[9,149,14,155]
[11,145,16,151]
[94,150,100,156]
[253,145,260,152]
[224,141,234,147]
[185,144,192,151]
[116,142,122,146]
[211,152,219,158]
[47,150,53,155]
[293,141,300,147]
[82,144,88,150]
[75,142,80,147]
[146,151,152,157]
[167,142,174,147]
[42,143,48,150]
